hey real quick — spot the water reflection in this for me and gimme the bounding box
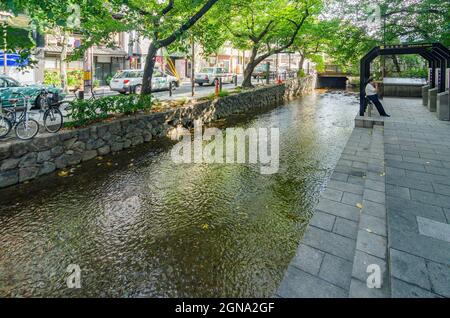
[0,91,358,297]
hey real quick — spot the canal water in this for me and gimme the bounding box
[0,91,358,297]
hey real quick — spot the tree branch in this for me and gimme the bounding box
[158,0,219,48]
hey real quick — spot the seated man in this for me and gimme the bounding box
[365,78,390,117]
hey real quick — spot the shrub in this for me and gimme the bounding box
[69,94,153,127]
[297,69,306,78]
[44,71,60,86]
[44,70,84,88]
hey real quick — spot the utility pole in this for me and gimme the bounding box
[191,36,195,97]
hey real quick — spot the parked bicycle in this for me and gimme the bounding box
[37,88,64,133]
[59,86,98,114]
[0,92,40,140]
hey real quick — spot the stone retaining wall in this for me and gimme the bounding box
[0,76,316,188]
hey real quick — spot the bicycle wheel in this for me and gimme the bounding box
[59,101,72,114]
[0,116,12,138]
[15,118,39,140]
[44,107,63,133]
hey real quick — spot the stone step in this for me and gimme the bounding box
[349,125,391,297]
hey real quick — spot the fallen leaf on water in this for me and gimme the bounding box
[356,203,363,209]
[366,228,373,233]
[58,170,69,177]
[201,223,209,230]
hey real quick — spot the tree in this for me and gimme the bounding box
[102,0,221,95]
[326,0,449,46]
[224,0,320,88]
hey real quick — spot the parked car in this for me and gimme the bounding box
[0,75,65,109]
[109,69,180,94]
[252,64,276,79]
[195,67,236,86]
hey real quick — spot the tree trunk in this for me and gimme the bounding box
[60,31,69,93]
[392,55,401,74]
[241,49,258,88]
[299,53,305,71]
[142,42,158,95]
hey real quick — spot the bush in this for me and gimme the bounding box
[297,69,306,78]
[44,70,84,88]
[44,71,60,86]
[69,94,153,127]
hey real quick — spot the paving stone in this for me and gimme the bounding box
[445,209,450,224]
[391,278,439,298]
[351,250,387,284]
[366,171,385,183]
[277,266,347,298]
[316,198,360,222]
[425,165,450,177]
[318,253,353,290]
[386,184,411,200]
[310,211,335,231]
[332,217,358,239]
[385,159,426,172]
[386,166,406,177]
[359,214,386,237]
[356,230,386,259]
[321,188,343,202]
[290,244,325,276]
[364,189,386,205]
[302,226,356,261]
[405,170,450,186]
[349,278,389,298]
[365,179,385,192]
[327,180,364,195]
[330,172,349,182]
[389,208,450,266]
[402,156,443,168]
[390,248,431,290]
[363,200,386,219]
[352,161,367,170]
[426,261,450,297]
[417,216,450,243]
[337,159,352,167]
[386,196,446,222]
[341,192,363,206]
[410,189,450,209]
[384,154,402,161]
[347,175,365,186]
[432,183,450,196]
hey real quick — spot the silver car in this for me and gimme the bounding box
[110,69,180,94]
[195,67,236,86]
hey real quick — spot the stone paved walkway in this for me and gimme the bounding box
[277,97,450,298]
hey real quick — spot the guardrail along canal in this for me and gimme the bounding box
[0,91,358,297]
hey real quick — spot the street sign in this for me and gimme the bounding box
[0,52,29,67]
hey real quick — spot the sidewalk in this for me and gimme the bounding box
[276,97,450,298]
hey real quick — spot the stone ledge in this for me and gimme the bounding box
[355,115,385,128]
